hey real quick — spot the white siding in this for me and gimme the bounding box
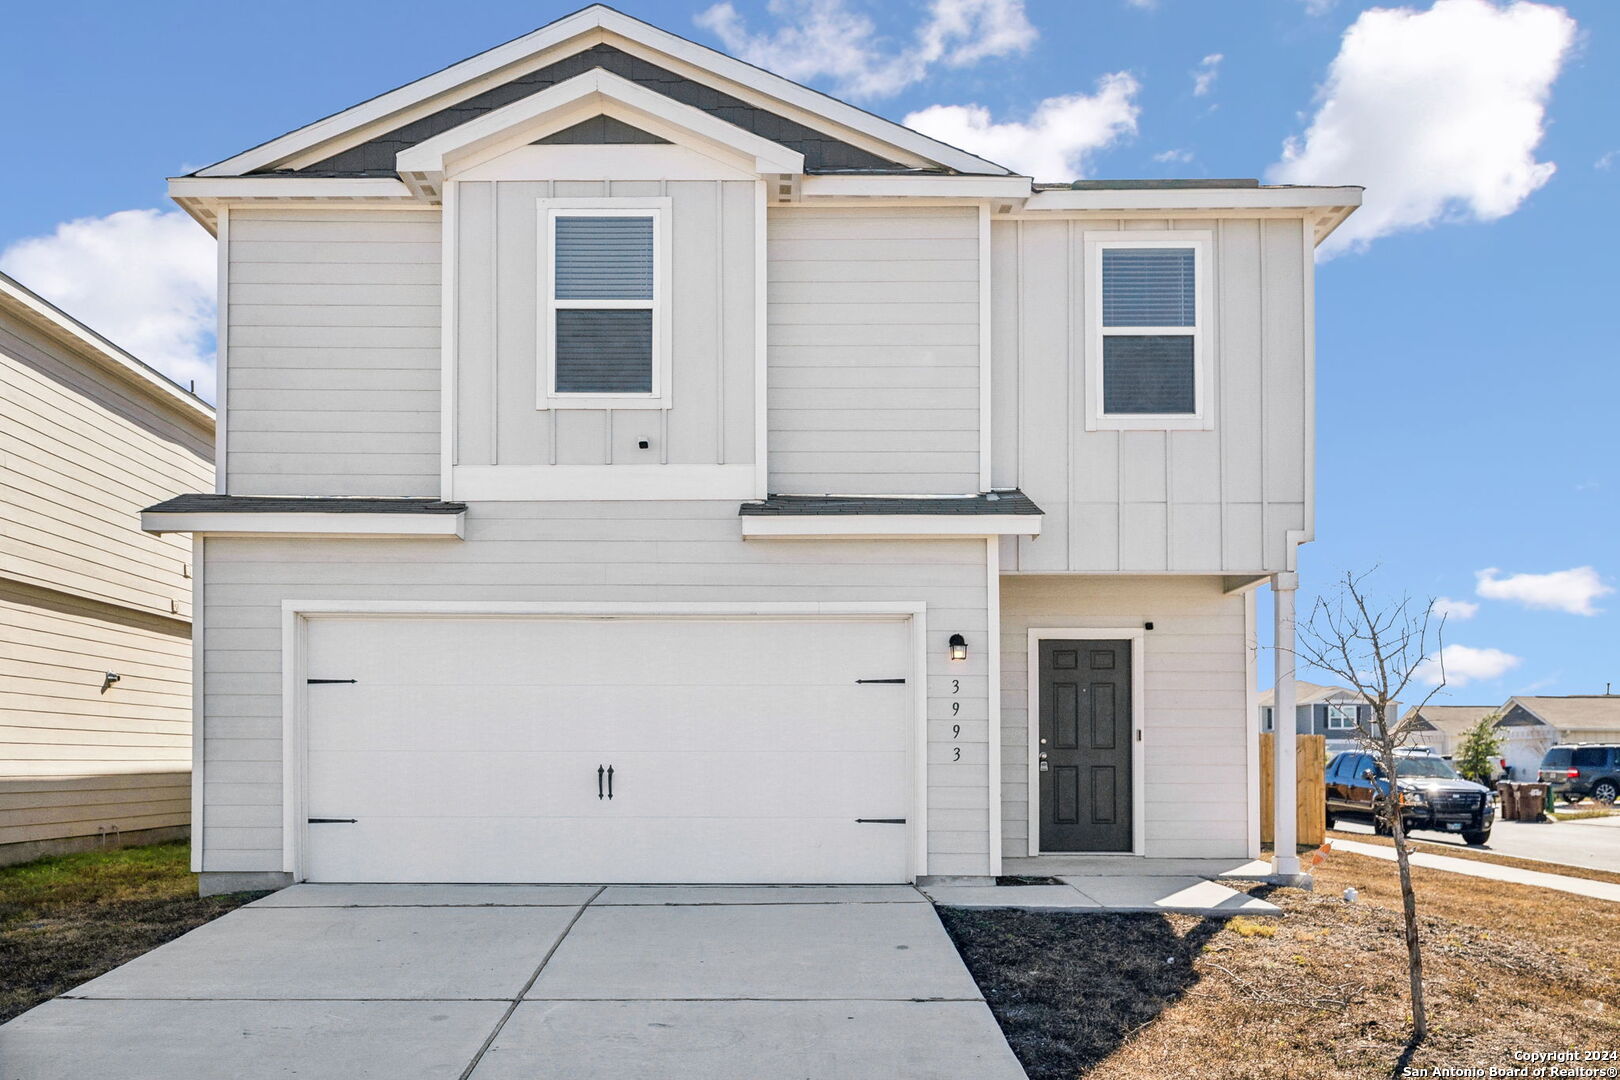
[227,209,441,496]
[1000,574,1250,859]
[198,505,992,877]
[991,216,1310,573]
[768,207,980,495]
[452,173,757,474]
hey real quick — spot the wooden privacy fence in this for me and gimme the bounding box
[1260,733,1326,847]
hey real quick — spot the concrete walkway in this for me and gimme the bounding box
[923,865,1282,915]
[0,884,1027,1080]
[1331,838,1620,903]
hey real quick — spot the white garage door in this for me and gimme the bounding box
[300,616,914,883]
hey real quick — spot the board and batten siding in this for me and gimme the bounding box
[226,209,441,497]
[767,206,980,495]
[991,216,1310,573]
[452,175,757,472]
[197,506,991,877]
[999,574,1251,859]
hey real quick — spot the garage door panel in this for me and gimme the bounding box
[303,616,915,883]
[306,619,909,688]
[305,816,909,884]
[307,685,912,754]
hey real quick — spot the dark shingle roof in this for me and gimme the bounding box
[144,494,466,514]
[739,491,1041,517]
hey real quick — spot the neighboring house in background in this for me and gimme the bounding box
[1399,703,1500,760]
[1,273,213,865]
[1494,695,1620,779]
[1259,681,1402,751]
[141,6,1359,893]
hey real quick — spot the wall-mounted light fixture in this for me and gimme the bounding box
[101,672,121,694]
[948,634,968,662]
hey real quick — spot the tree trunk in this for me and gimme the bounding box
[1389,805,1428,1040]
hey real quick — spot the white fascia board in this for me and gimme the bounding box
[741,514,1043,539]
[800,175,1033,199]
[1023,186,1363,213]
[141,512,465,538]
[397,69,803,197]
[198,6,1009,179]
[168,176,416,201]
[0,273,214,428]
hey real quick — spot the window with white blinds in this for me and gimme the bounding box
[1086,235,1209,430]
[543,206,663,402]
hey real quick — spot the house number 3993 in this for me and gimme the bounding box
[950,677,961,760]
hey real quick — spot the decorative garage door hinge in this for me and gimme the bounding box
[855,678,906,684]
[307,678,357,684]
[307,817,357,824]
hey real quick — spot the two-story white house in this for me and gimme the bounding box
[143,6,1358,894]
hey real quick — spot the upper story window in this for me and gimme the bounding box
[1325,703,1357,730]
[1084,232,1211,431]
[538,198,671,410]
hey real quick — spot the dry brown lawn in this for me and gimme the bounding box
[940,850,1620,1080]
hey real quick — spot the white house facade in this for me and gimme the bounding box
[143,6,1359,893]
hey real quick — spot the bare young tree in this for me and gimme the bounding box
[1295,570,1447,1044]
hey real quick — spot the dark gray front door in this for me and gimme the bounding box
[1038,639,1133,852]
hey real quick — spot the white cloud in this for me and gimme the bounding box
[904,73,1140,181]
[1432,597,1480,620]
[1192,53,1223,97]
[1,209,216,399]
[1597,150,1617,171]
[1476,566,1612,616]
[1300,0,1337,14]
[1154,148,1194,164]
[1267,0,1577,256]
[695,0,1036,100]
[1416,644,1522,687]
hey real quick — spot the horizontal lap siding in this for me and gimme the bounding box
[767,208,980,495]
[991,217,1308,573]
[200,506,991,877]
[999,575,1249,859]
[1,321,210,618]
[1,585,192,779]
[227,210,440,496]
[0,772,190,855]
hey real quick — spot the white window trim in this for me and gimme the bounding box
[1083,231,1213,432]
[536,196,672,411]
[1326,703,1357,730]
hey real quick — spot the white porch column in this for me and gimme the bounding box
[1271,572,1300,877]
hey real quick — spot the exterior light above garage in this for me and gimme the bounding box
[948,634,968,662]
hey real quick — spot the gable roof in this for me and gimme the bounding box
[0,271,213,429]
[1400,704,1500,738]
[1502,695,1620,733]
[195,5,1011,180]
[1259,681,1396,709]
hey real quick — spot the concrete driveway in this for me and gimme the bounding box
[0,884,1027,1080]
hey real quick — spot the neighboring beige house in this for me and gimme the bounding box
[1,272,213,865]
[1398,703,1499,759]
[1259,681,1403,751]
[1493,695,1620,779]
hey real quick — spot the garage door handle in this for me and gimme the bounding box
[856,678,906,684]
[308,818,356,824]
[855,818,906,824]
[598,765,604,800]
[607,765,614,800]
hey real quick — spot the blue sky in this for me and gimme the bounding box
[1,0,1613,702]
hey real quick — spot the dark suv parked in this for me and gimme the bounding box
[1326,748,1495,845]
[1539,745,1620,804]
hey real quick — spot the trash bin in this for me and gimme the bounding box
[1520,782,1549,822]
[1497,782,1519,820]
